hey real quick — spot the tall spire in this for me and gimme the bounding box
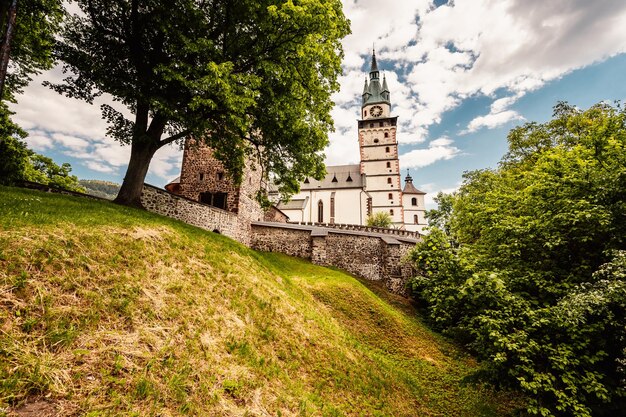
[362,45,389,107]
[371,48,378,72]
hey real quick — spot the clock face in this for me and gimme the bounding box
[370,105,383,117]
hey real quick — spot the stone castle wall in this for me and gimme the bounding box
[288,221,420,239]
[179,140,241,212]
[141,184,250,245]
[250,222,417,296]
[141,185,418,297]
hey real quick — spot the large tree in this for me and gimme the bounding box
[410,102,626,416]
[49,0,350,207]
[0,0,63,100]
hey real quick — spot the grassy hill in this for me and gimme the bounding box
[0,186,522,416]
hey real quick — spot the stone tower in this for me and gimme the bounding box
[358,50,404,226]
[177,139,265,223]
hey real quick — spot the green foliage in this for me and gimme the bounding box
[409,102,626,416]
[0,104,84,192]
[0,186,522,415]
[366,211,393,228]
[424,191,455,235]
[49,0,350,205]
[0,105,28,184]
[0,0,64,101]
[23,154,85,193]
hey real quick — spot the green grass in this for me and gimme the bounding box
[0,186,523,416]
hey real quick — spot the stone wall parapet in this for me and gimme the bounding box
[251,221,419,296]
[141,184,249,245]
[287,221,421,240]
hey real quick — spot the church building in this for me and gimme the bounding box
[165,50,427,233]
[275,51,427,233]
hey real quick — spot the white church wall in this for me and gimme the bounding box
[361,160,399,175]
[370,191,402,207]
[370,207,404,225]
[287,189,365,225]
[366,176,401,190]
[361,145,397,160]
[359,128,395,147]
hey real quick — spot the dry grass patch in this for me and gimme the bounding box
[0,186,524,416]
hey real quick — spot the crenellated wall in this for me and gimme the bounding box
[250,222,418,296]
[140,184,250,245]
[141,185,419,296]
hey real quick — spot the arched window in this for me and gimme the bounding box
[364,110,367,117]
[390,209,394,215]
[379,122,384,127]
[373,138,379,143]
[387,178,392,184]
[386,161,391,168]
[388,193,393,200]
[411,197,417,206]
[330,192,336,224]
[385,146,390,153]
[414,215,418,224]
[384,132,389,138]
[317,200,324,223]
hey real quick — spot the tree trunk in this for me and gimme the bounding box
[0,0,17,100]
[114,140,159,208]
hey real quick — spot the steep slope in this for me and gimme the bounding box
[0,186,521,416]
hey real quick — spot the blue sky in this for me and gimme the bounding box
[10,0,626,208]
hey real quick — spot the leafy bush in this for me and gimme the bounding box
[409,102,626,416]
[366,211,393,228]
[0,105,29,184]
[0,105,84,193]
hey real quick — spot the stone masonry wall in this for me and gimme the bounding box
[250,222,418,296]
[141,184,250,245]
[141,186,418,297]
[288,221,420,239]
[179,140,241,212]
[251,225,312,259]
[324,233,385,282]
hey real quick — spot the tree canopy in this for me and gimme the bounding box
[410,102,626,416]
[49,0,350,206]
[0,104,84,192]
[0,0,63,100]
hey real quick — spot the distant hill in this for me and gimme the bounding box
[0,186,523,416]
[79,179,120,200]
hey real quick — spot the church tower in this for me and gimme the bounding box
[358,50,404,226]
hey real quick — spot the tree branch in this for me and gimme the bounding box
[159,129,191,146]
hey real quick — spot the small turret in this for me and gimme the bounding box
[403,169,426,195]
[361,78,371,103]
[381,74,390,102]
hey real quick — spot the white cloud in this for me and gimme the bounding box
[399,136,460,169]
[328,0,626,156]
[420,182,462,209]
[86,160,115,173]
[9,0,626,185]
[10,66,182,182]
[464,110,525,134]
[26,132,53,151]
[51,133,90,150]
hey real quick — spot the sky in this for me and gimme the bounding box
[10,0,626,208]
